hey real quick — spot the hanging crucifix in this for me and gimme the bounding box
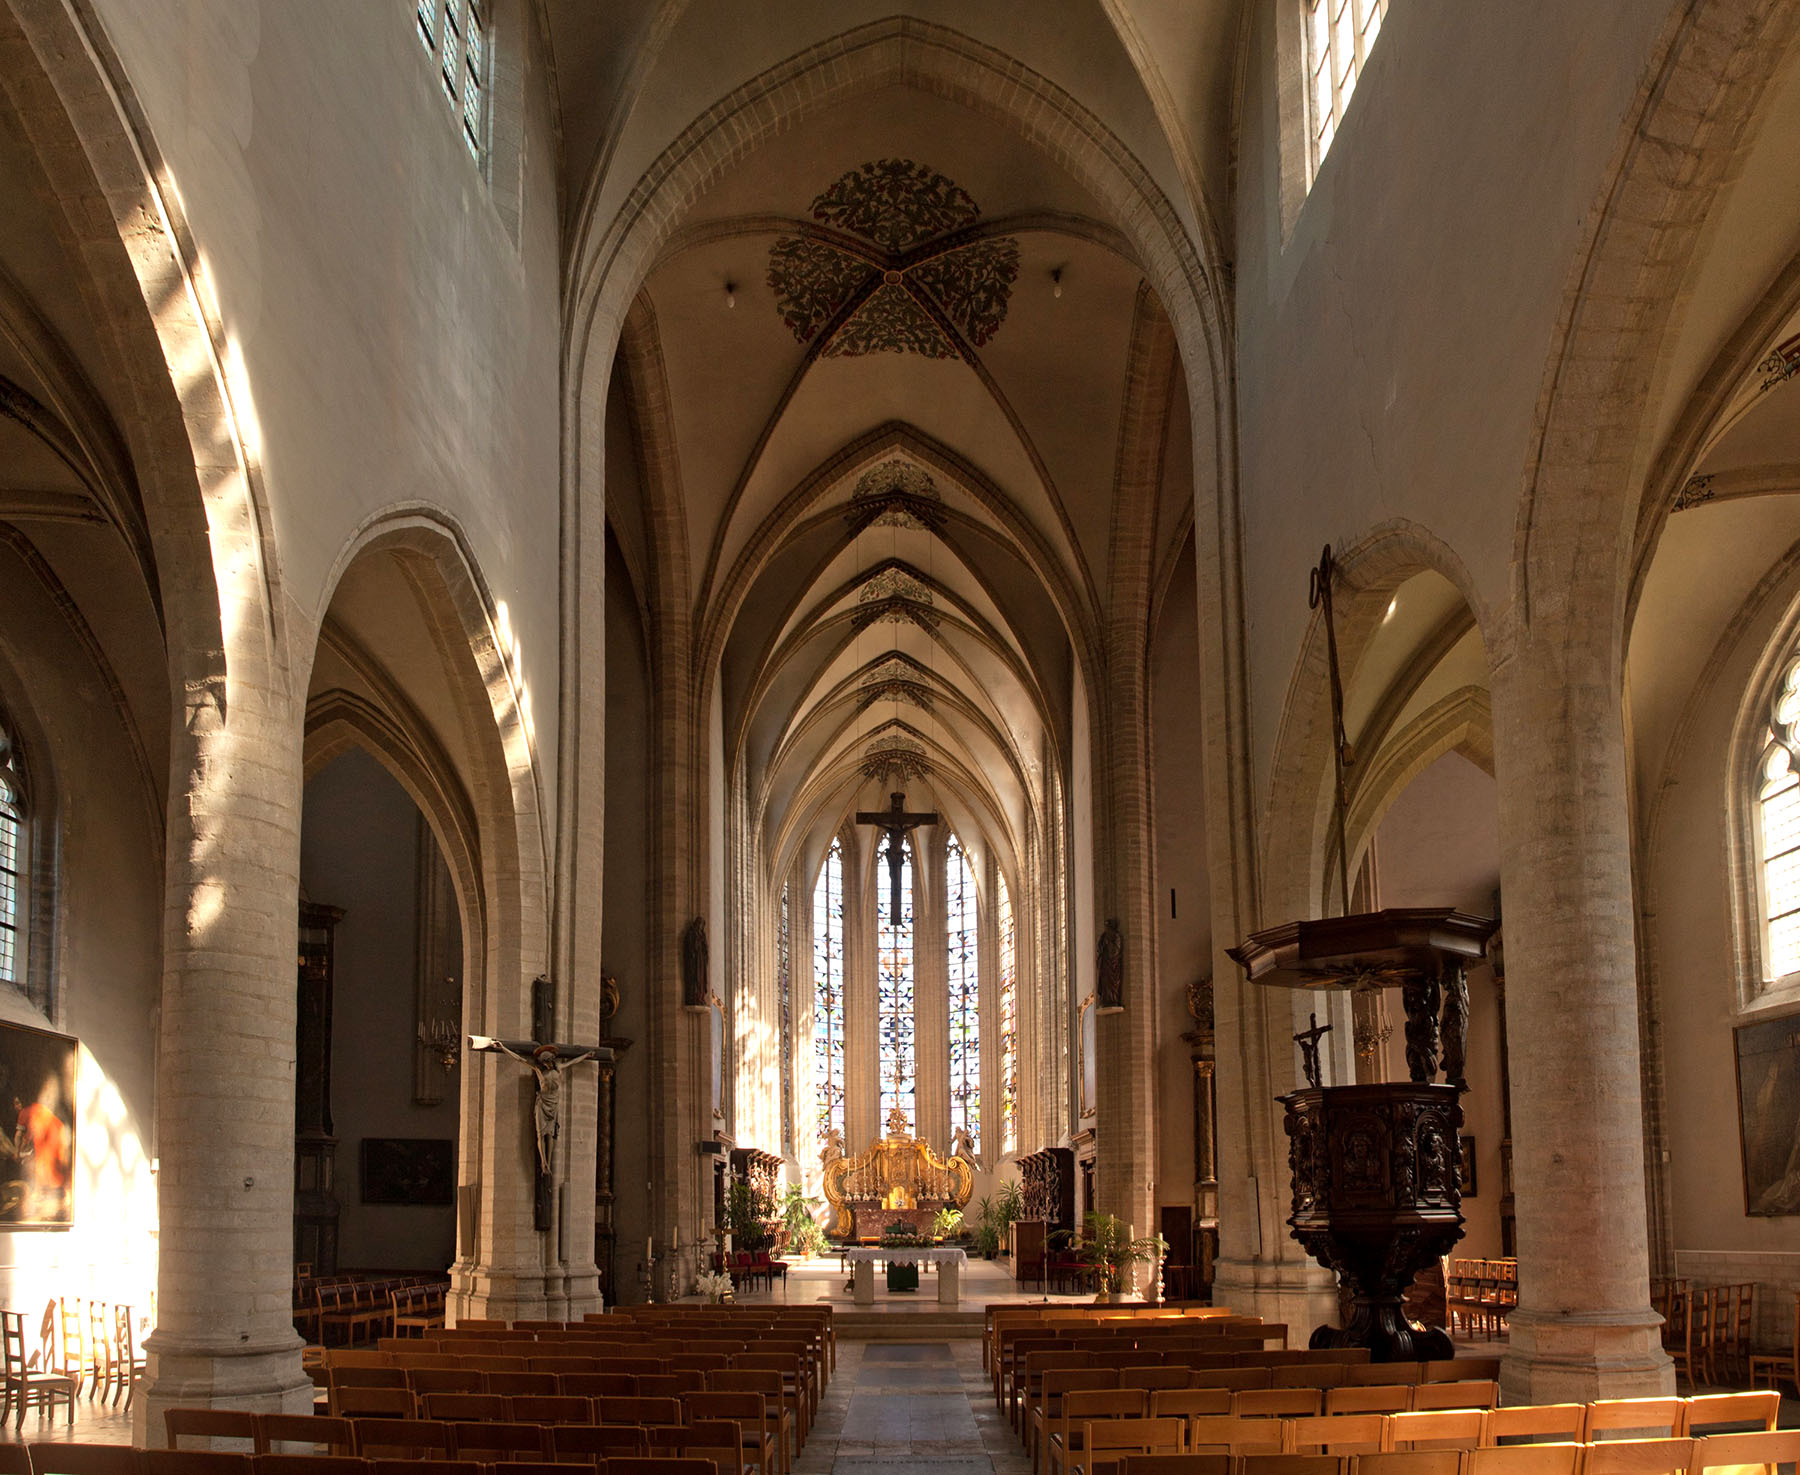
[469,977,613,1231]
[854,791,939,920]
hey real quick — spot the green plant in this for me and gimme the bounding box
[971,1195,1001,1256]
[778,1183,823,1254]
[995,1179,1025,1229]
[932,1205,963,1240]
[723,1179,778,1253]
[1068,1211,1168,1295]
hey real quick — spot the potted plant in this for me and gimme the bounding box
[723,1179,778,1254]
[1069,1212,1168,1302]
[695,1267,733,1304]
[779,1183,825,1258]
[932,1205,964,1242]
[971,1196,1001,1258]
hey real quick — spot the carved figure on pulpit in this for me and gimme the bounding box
[1439,967,1470,1092]
[1402,976,1442,1083]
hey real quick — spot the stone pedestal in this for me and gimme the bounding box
[937,1256,961,1305]
[852,1259,875,1305]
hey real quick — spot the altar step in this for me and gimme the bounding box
[833,1309,987,1341]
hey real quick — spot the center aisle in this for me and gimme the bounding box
[794,1340,1032,1474]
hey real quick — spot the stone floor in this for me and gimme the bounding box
[795,1339,1030,1474]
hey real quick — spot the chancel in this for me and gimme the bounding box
[0,1,1795,1459]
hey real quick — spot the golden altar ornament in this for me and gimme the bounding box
[822,1106,974,1237]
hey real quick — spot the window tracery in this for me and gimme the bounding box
[778,881,793,1152]
[999,870,1017,1154]
[812,840,845,1145]
[416,0,488,162]
[1306,0,1387,172]
[877,831,916,1130]
[1757,656,1800,982]
[947,833,980,1153]
[0,716,23,986]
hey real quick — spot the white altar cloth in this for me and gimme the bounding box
[843,1245,966,1304]
[843,1246,967,1267]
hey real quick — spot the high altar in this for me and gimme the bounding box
[823,1107,974,1239]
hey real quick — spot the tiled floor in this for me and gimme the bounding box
[0,1391,133,1446]
[796,1339,1030,1474]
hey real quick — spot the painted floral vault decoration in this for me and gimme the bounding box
[769,160,1021,359]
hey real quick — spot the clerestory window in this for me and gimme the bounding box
[416,0,489,163]
[812,839,845,1147]
[946,833,980,1154]
[1305,0,1387,175]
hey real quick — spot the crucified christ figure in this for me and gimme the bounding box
[471,1036,605,1176]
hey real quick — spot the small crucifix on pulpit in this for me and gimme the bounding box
[470,1027,613,1231]
[1294,1012,1332,1089]
[855,790,939,919]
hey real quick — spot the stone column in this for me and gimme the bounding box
[139,683,315,1441]
[1489,623,1671,1401]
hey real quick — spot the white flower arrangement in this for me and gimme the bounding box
[695,1268,733,1303]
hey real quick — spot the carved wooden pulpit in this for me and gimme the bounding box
[1230,907,1497,1361]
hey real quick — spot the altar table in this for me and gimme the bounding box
[843,1245,967,1305]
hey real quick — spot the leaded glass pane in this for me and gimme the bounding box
[947,834,980,1153]
[877,832,916,1132]
[999,872,1017,1154]
[778,883,793,1151]
[812,841,845,1146]
[0,725,19,984]
[1759,653,1800,981]
[416,0,436,46]
[1306,0,1387,171]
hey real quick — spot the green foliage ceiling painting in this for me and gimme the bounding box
[768,160,1021,359]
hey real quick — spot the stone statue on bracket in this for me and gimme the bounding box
[1097,918,1124,1011]
[951,1125,976,1165]
[681,916,709,1009]
[820,1126,844,1175]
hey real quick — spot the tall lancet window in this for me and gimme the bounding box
[946,833,980,1151]
[1758,657,1800,981]
[877,831,916,1130]
[778,882,793,1151]
[0,716,22,984]
[998,870,1018,1153]
[812,840,845,1145]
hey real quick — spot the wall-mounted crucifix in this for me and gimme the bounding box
[854,791,939,920]
[469,978,613,1231]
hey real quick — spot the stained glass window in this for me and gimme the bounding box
[998,870,1017,1153]
[947,833,980,1152]
[1758,657,1800,980]
[416,0,489,163]
[1306,0,1387,174]
[877,831,916,1132]
[0,717,22,984]
[812,840,845,1145]
[778,881,793,1151]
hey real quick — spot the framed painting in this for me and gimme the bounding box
[0,1020,77,1229]
[1735,1009,1800,1215]
[1458,1134,1477,1197]
[360,1137,455,1205]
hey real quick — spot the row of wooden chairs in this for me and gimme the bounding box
[1657,1282,1759,1386]
[1042,1391,1780,1474]
[1747,1289,1800,1393]
[987,1305,1258,1370]
[387,1286,445,1339]
[996,1320,1284,1415]
[3,1306,146,1428]
[296,1278,447,1348]
[14,1446,722,1475]
[1103,1432,1800,1475]
[1446,1261,1517,1341]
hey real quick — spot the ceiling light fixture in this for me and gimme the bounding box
[724,278,738,309]
[1050,267,1064,300]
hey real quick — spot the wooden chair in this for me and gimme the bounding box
[1148,1389,1232,1420]
[167,1406,260,1450]
[349,1417,456,1459]
[1746,1292,1799,1395]
[1693,1429,1800,1471]
[448,1419,552,1461]
[1276,1365,1351,1390]
[1186,1415,1288,1455]
[483,1372,556,1398]
[258,1414,356,1455]
[406,1369,483,1396]
[419,1391,507,1422]
[1326,1386,1412,1415]
[709,1370,797,1467]
[109,1305,147,1408]
[144,1452,252,1475]
[685,1389,781,1475]
[1412,1382,1499,1411]
[253,1457,370,1474]
[559,1371,636,1397]
[2,1307,76,1427]
[86,1302,112,1400]
[1234,1388,1324,1418]
[551,1422,653,1460]
[1073,1415,1185,1475]
[604,1459,720,1475]
[1584,1400,1685,1442]
[1482,1407,1587,1446]
[27,1447,141,1475]
[1286,1414,1389,1455]
[1353,1454,1463,1475]
[0,1449,33,1475]
[365,1463,482,1475]
[1679,1391,1778,1436]
[1049,1389,1150,1475]
[651,1416,751,1475]
[1465,1444,1583,1475]
[506,1393,592,1425]
[329,1367,407,1391]
[1239,1458,1345,1475]
[1388,1409,1483,1451]
[1117,1459,1232,1475]
[1582,1439,1698,1475]
[331,1387,413,1419]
